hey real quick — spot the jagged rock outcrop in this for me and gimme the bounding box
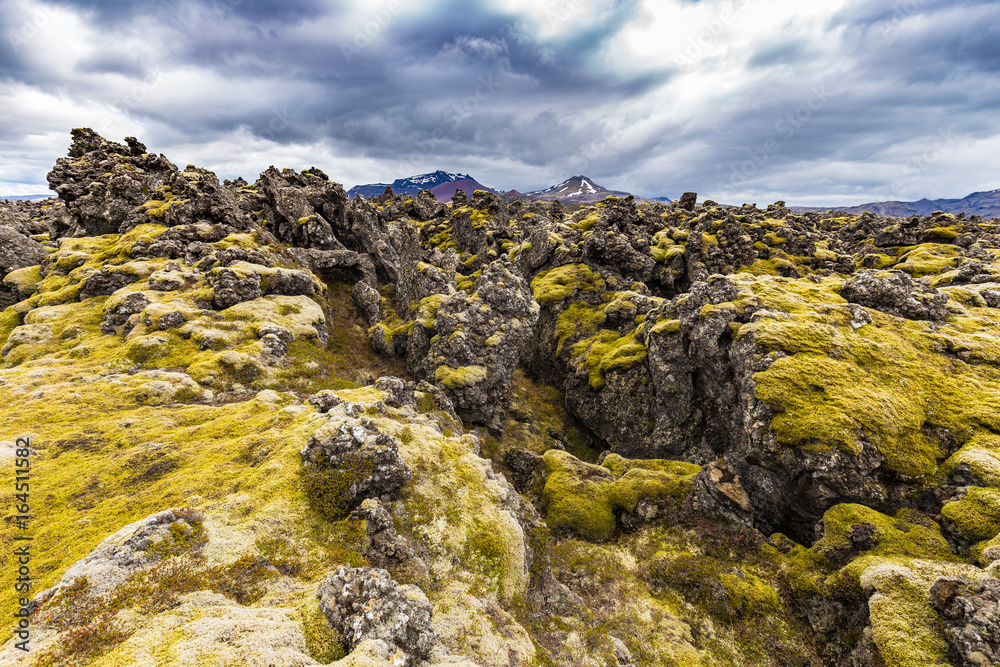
[317,566,437,666]
[0,227,47,309]
[300,399,413,512]
[410,256,539,429]
[842,269,948,320]
[10,128,1000,667]
[931,577,1000,666]
[32,508,206,607]
[47,128,250,237]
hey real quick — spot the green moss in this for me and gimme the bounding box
[893,244,960,278]
[812,504,957,574]
[414,293,445,329]
[571,211,598,231]
[649,552,779,622]
[142,192,189,219]
[600,453,699,477]
[943,434,1000,486]
[718,571,781,617]
[649,318,681,336]
[301,452,375,519]
[531,263,606,305]
[541,450,698,542]
[146,510,208,558]
[3,265,43,295]
[435,364,488,389]
[865,570,950,667]
[555,301,607,356]
[941,486,1000,542]
[571,329,648,390]
[300,601,345,662]
[735,272,1000,479]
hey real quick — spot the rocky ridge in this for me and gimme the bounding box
[1,129,1000,665]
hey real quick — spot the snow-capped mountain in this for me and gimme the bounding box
[526,176,631,203]
[348,170,472,199]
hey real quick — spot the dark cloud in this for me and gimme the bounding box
[44,0,327,24]
[747,40,808,69]
[1,0,999,204]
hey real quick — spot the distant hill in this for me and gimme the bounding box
[526,176,631,203]
[791,188,1000,218]
[428,178,497,202]
[348,170,472,199]
[0,194,51,201]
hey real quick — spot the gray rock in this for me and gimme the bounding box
[101,292,151,335]
[842,269,948,321]
[31,508,206,609]
[374,376,416,409]
[0,227,47,277]
[46,128,249,238]
[316,566,436,666]
[300,404,412,511]
[931,577,1000,667]
[79,266,141,299]
[411,255,539,428]
[351,498,414,566]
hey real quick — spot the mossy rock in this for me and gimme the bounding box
[941,486,1000,543]
[541,450,699,542]
[531,263,606,305]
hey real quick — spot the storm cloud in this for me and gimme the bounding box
[1,0,998,206]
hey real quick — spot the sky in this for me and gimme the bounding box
[1,0,999,206]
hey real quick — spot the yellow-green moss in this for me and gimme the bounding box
[435,364,488,389]
[736,273,1000,479]
[941,487,1000,542]
[893,244,960,278]
[555,301,607,356]
[541,450,698,542]
[142,193,189,219]
[570,329,648,390]
[812,504,958,574]
[300,600,345,662]
[531,263,606,305]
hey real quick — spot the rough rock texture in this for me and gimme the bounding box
[32,508,205,606]
[931,577,1000,666]
[842,269,949,320]
[317,566,437,666]
[0,226,48,309]
[47,128,250,237]
[410,256,539,430]
[352,498,414,566]
[300,400,413,511]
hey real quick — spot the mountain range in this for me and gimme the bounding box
[0,194,50,201]
[791,188,1000,218]
[347,170,477,200]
